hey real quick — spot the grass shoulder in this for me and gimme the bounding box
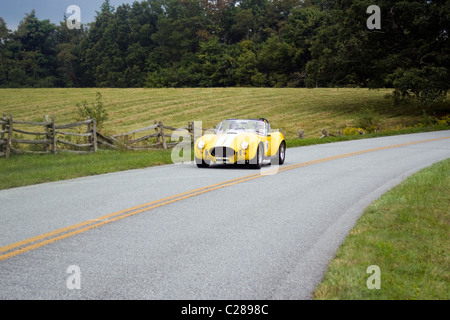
[313,158,450,300]
[0,149,173,190]
[285,125,449,148]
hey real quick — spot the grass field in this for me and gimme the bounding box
[2,87,448,139]
[314,159,450,300]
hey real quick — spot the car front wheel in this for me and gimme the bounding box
[271,141,285,166]
[250,144,264,169]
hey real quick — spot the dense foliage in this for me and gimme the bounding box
[0,0,448,103]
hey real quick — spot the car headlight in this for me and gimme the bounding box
[197,140,206,149]
[241,141,249,150]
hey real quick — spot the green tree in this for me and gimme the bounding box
[282,4,328,86]
[54,19,87,87]
[0,17,11,86]
[234,40,266,86]
[6,10,58,87]
[197,36,239,86]
[389,66,448,106]
[258,35,296,87]
[78,0,117,87]
[305,0,450,105]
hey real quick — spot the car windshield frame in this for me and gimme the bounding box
[215,119,268,135]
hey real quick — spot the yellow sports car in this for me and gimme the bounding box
[194,118,286,168]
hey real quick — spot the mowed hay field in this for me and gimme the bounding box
[0,87,439,140]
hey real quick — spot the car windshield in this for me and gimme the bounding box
[216,120,266,134]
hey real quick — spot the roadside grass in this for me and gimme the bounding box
[313,158,450,300]
[0,149,173,190]
[285,125,449,148]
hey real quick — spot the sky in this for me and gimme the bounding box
[1,0,136,30]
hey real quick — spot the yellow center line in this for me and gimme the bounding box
[0,173,262,254]
[0,135,448,261]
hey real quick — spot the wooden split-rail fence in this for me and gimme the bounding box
[0,115,206,158]
[108,120,202,151]
[0,114,98,158]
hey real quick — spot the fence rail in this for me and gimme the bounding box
[108,120,209,150]
[0,114,98,157]
[0,115,209,158]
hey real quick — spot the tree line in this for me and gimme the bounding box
[0,0,448,104]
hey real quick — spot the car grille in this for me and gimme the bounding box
[210,147,235,158]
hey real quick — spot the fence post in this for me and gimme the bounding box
[188,121,193,138]
[0,114,5,156]
[51,116,57,154]
[44,115,50,153]
[159,121,167,149]
[92,119,98,152]
[154,120,160,144]
[86,117,92,150]
[188,121,193,144]
[6,114,13,158]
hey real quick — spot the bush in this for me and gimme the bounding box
[422,111,450,127]
[389,67,448,107]
[343,127,364,136]
[355,107,380,133]
[436,114,450,126]
[76,92,108,129]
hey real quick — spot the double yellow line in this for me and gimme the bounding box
[1,135,448,262]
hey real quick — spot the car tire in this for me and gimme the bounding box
[195,157,210,168]
[271,141,286,166]
[250,144,264,169]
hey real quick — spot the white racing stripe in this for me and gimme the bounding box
[215,134,229,147]
[215,133,239,148]
[224,134,237,147]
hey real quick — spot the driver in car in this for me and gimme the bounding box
[256,122,265,134]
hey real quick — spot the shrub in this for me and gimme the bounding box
[355,107,380,133]
[436,114,450,126]
[76,92,108,129]
[389,67,448,107]
[343,127,364,136]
